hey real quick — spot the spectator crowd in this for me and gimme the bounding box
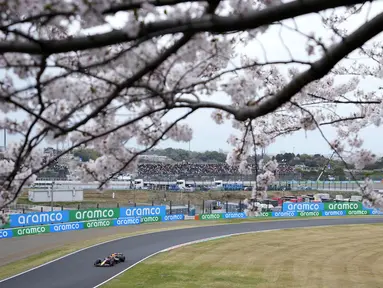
[137,163,296,177]
[38,149,296,179]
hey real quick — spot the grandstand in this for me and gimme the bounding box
[37,157,300,182]
[137,162,297,178]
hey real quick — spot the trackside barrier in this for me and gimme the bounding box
[3,206,167,229]
[282,202,365,212]
[0,213,188,239]
[195,209,383,220]
[2,201,376,229]
[1,209,383,240]
[1,202,383,239]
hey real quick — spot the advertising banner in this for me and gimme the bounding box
[321,210,346,216]
[255,212,272,217]
[272,211,297,217]
[83,219,114,229]
[119,206,166,218]
[69,208,119,222]
[199,213,224,220]
[13,225,50,237]
[366,209,383,215]
[298,211,321,217]
[0,229,13,239]
[283,202,365,212]
[324,202,362,211]
[9,211,70,227]
[2,202,383,240]
[163,214,185,222]
[140,216,162,223]
[222,212,247,219]
[283,202,324,212]
[113,218,141,226]
[50,222,84,233]
[346,210,368,216]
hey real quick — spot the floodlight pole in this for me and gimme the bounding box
[3,129,6,149]
[316,152,335,182]
[50,181,55,211]
[254,145,258,204]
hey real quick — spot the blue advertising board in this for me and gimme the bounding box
[119,206,166,218]
[222,212,247,219]
[223,184,244,191]
[50,222,84,233]
[272,211,297,217]
[365,209,383,215]
[283,202,324,212]
[0,229,13,238]
[9,210,70,227]
[113,218,141,226]
[163,214,185,221]
[362,204,383,213]
[321,210,346,216]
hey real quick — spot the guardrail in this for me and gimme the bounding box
[1,202,383,240]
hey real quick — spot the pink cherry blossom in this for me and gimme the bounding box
[0,0,383,208]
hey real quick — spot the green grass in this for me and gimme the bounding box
[0,248,68,280]
[102,224,383,288]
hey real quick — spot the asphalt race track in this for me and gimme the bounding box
[1,217,382,288]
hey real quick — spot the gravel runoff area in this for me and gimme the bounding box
[0,221,205,267]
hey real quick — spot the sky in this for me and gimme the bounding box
[1,2,383,156]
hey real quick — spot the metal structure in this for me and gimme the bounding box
[0,129,6,151]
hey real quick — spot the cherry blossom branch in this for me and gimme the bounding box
[2,104,195,204]
[103,0,208,14]
[51,0,222,136]
[308,93,381,104]
[95,110,196,189]
[267,115,366,138]
[1,0,383,210]
[0,12,72,29]
[0,0,371,54]
[234,10,383,121]
[289,101,369,191]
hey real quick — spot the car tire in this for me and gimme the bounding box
[121,257,125,262]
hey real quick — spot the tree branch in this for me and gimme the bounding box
[53,0,222,136]
[0,0,371,54]
[103,0,207,14]
[234,10,383,121]
[307,93,381,104]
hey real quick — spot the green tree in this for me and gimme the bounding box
[333,167,346,180]
[73,148,100,162]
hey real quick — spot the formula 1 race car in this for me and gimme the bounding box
[94,253,126,267]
